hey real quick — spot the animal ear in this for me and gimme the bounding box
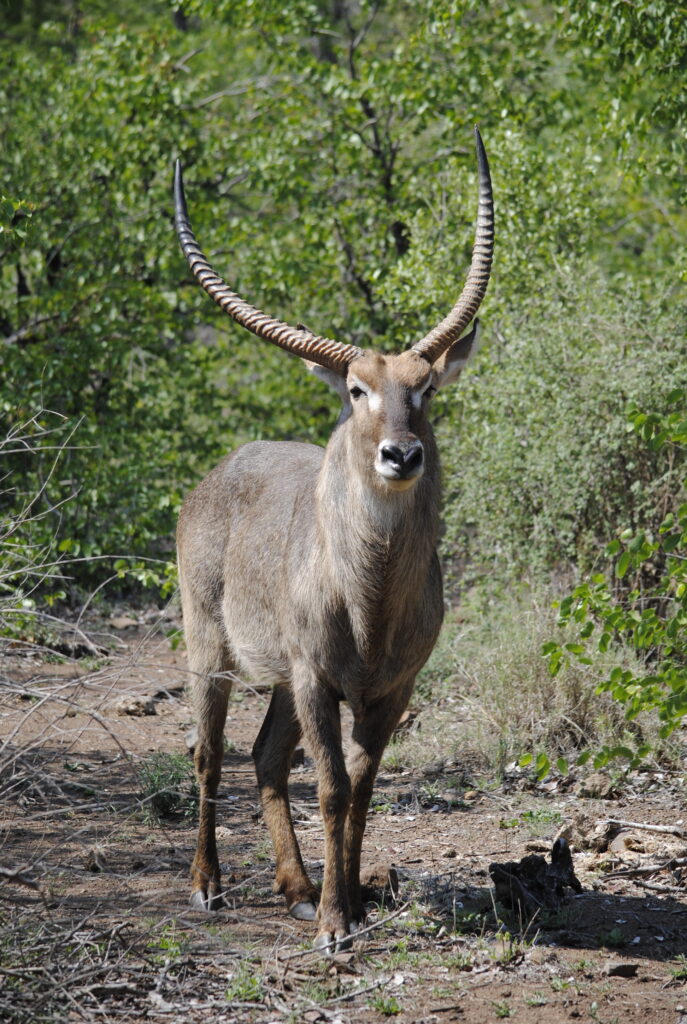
[304,359,350,404]
[433,320,482,389]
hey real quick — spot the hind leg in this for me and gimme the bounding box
[186,612,234,911]
[252,686,319,920]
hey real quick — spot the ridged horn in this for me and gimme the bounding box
[174,161,363,374]
[412,127,494,364]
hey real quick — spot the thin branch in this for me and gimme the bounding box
[2,313,62,347]
[194,75,277,108]
[599,818,686,838]
[278,902,410,961]
[173,47,204,73]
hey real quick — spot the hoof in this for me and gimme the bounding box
[313,930,354,955]
[289,900,317,921]
[190,888,224,912]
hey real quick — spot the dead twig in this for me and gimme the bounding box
[598,818,686,838]
[602,856,687,881]
[0,864,40,889]
[636,879,685,895]
[278,901,410,961]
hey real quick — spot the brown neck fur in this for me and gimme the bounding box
[316,418,441,658]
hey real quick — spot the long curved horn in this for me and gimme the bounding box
[174,161,363,374]
[412,127,494,365]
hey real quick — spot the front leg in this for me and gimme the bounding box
[293,671,352,953]
[344,679,415,924]
[252,685,319,919]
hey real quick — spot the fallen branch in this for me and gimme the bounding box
[602,856,687,881]
[598,819,686,839]
[636,879,685,895]
[0,865,40,890]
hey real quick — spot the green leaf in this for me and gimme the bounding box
[616,552,632,579]
[535,752,550,780]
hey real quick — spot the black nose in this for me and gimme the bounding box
[379,440,424,478]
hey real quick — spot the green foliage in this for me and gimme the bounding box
[369,994,401,1017]
[138,752,198,823]
[542,390,687,769]
[225,962,263,1003]
[146,923,188,964]
[670,954,687,981]
[441,268,687,586]
[597,926,625,950]
[1,0,685,604]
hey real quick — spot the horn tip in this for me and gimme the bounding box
[173,159,189,224]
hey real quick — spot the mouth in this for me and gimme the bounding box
[374,461,424,490]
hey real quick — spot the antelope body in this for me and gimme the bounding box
[174,129,494,952]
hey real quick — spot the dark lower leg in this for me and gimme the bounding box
[252,687,317,914]
[191,730,225,909]
[344,686,414,921]
[188,652,232,910]
[293,681,351,947]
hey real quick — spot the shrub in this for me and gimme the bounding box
[439,265,687,589]
[542,389,687,771]
[138,752,198,823]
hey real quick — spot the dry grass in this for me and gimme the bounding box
[385,590,672,779]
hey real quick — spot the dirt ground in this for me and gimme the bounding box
[1,615,686,1024]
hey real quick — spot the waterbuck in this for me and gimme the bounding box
[174,128,494,952]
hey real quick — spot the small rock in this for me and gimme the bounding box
[442,848,457,859]
[572,817,618,853]
[603,961,638,978]
[608,831,644,855]
[553,822,574,844]
[463,789,478,801]
[327,951,357,974]
[360,863,399,899]
[114,695,156,717]
[109,616,138,630]
[578,773,617,799]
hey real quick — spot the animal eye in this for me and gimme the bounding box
[349,386,366,400]
[423,384,437,399]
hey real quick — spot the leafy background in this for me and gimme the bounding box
[2,0,686,755]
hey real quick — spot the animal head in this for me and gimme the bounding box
[174,128,493,494]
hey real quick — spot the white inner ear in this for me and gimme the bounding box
[305,361,350,404]
[435,320,483,389]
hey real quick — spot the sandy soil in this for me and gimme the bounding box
[1,618,686,1023]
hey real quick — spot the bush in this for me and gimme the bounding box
[542,389,687,770]
[138,752,198,823]
[384,592,667,779]
[439,264,687,588]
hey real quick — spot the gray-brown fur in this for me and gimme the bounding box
[178,341,482,952]
[174,129,493,952]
